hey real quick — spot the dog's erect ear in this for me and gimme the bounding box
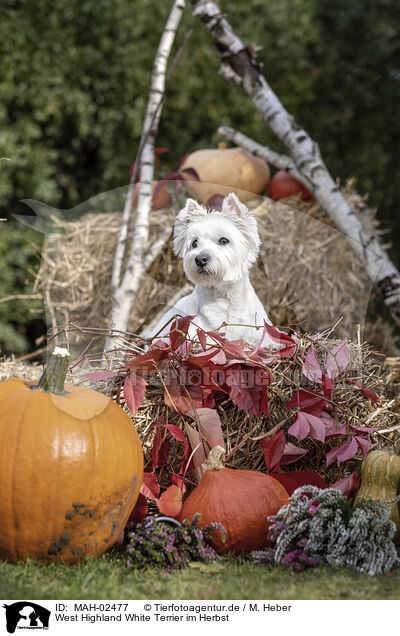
[221,192,250,219]
[222,192,260,264]
[178,197,202,219]
[173,197,206,257]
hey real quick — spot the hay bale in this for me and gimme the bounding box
[82,329,400,487]
[0,358,42,383]
[37,181,399,355]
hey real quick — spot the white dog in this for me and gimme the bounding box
[145,192,277,348]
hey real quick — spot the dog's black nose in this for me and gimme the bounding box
[195,252,210,268]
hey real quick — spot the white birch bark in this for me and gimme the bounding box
[105,0,186,353]
[191,0,400,326]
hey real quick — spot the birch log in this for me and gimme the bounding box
[105,0,186,353]
[191,0,400,326]
[217,125,308,187]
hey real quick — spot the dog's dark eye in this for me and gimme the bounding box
[192,239,199,248]
[218,237,230,245]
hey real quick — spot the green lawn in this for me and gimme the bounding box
[1,552,400,600]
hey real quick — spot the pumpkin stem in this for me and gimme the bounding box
[204,445,226,471]
[32,347,70,395]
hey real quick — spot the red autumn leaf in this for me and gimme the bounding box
[205,332,247,359]
[286,389,326,416]
[128,493,148,527]
[197,328,207,351]
[273,344,298,358]
[225,367,251,410]
[321,373,335,397]
[263,322,293,345]
[263,322,298,357]
[140,472,160,499]
[349,422,378,435]
[158,439,171,466]
[321,411,347,437]
[280,442,308,465]
[186,408,225,450]
[260,430,286,472]
[209,348,227,365]
[288,411,326,442]
[125,347,169,372]
[186,347,223,368]
[163,373,195,414]
[302,344,323,383]
[246,325,280,361]
[331,471,360,497]
[247,348,275,365]
[326,339,349,378]
[248,383,271,419]
[156,485,183,517]
[165,423,190,455]
[326,436,359,466]
[224,366,271,416]
[123,373,147,416]
[345,379,382,405]
[152,427,162,470]
[354,435,372,458]
[185,422,207,483]
[169,315,195,350]
[270,470,328,495]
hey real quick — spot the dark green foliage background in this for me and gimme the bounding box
[0,0,399,353]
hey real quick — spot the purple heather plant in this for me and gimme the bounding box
[126,514,226,570]
[261,486,400,576]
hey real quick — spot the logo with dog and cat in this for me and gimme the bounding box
[2,602,50,633]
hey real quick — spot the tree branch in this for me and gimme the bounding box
[217,125,308,187]
[105,0,186,352]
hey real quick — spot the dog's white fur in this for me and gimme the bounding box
[145,193,277,347]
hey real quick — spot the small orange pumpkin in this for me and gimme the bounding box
[0,347,143,563]
[177,446,288,553]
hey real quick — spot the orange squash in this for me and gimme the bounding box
[0,347,143,563]
[177,446,288,553]
[180,146,270,204]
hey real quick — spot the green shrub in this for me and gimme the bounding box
[0,221,44,354]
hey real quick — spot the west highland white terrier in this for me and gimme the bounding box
[146,192,277,348]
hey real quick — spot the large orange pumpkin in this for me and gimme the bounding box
[0,347,143,563]
[177,446,288,553]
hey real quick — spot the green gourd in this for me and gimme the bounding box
[355,449,400,542]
